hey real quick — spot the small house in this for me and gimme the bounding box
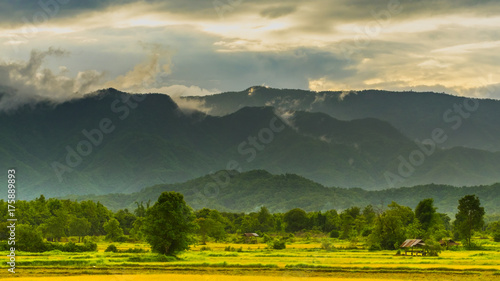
[400,239,426,256]
[439,239,459,248]
[243,233,259,244]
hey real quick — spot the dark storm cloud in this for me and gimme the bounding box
[2,0,500,27]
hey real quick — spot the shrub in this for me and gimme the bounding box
[47,241,98,252]
[272,239,286,250]
[493,232,500,242]
[105,244,118,253]
[329,230,340,238]
[262,234,272,243]
[368,243,382,251]
[120,247,148,253]
[423,241,442,256]
[128,254,176,262]
[200,246,212,251]
[321,239,336,251]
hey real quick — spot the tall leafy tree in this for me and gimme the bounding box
[369,202,415,250]
[143,192,198,256]
[115,209,137,235]
[103,218,124,242]
[69,216,91,242]
[415,198,436,232]
[454,195,485,247]
[284,208,309,232]
[257,206,274,232]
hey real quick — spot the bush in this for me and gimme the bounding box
[200,246,212,251]
[114,236,127,243]
[271,239,286,250]
[329,230,340,238]
[321,239,336,251]
[368,243,382,251]
[423,241,442,256]
[493,232,500,242]
[128,254,176,262]
[45,241,98,252]
[464,241,484,250]
[17,224,47,252]
[120,247,148,253]
[105,244,118,253]
[262,234,272,243]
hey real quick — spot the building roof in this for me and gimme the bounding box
[243,233,259,237]
[400,239,426,248]
[439,239,459,246]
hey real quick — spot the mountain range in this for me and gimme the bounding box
[64,169,500,215]
[187,87,500,151]
[1,87,500,199]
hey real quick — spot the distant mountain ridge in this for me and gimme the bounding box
[63,170,500,215]
[186,87,500,151]
[1,87,500,199]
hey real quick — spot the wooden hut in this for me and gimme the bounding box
[243,233,259,244]
[439,239,459,248]
[400,239,426,256]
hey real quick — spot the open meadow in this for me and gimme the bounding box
[2,238,499,281]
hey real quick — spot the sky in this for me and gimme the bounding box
[1,0,500,111]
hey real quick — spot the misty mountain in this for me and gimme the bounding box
[187,87,500,151]
[1,88,500,199]
[64,170,500,215]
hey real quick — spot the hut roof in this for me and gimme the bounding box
[400,239,425,248]
[440,239,459,246]
[243,233,259,237]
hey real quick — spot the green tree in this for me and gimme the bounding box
[143,192,198,256]
[195,210,227,243]
[103,218,124,242]
[323,210,340,233]
[17,224,46,252]
[130,217,145,241]
[257,206,274,232]
[339,207,360,239]
[69,216,91,242]
[284,208,308,232]
[115,209,137,235]
[40,208,69,242]
[454,195,485,247]
[369,202,415,250]
[362,205,376,225]
[415,198,436,232]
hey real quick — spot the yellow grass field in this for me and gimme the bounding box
[1,273,407,281]
[1,239,499,280]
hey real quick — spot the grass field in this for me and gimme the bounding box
[1,238,499,280]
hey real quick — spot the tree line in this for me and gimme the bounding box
[1,193,499,255]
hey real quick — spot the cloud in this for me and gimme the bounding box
[0,42,208,113]
[105,42,173,91]
[1,0,500,103]
[260,5,297,19]
[0,47,105,112]
[140,84,217,114]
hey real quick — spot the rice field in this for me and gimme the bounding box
[1,239,499,281]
